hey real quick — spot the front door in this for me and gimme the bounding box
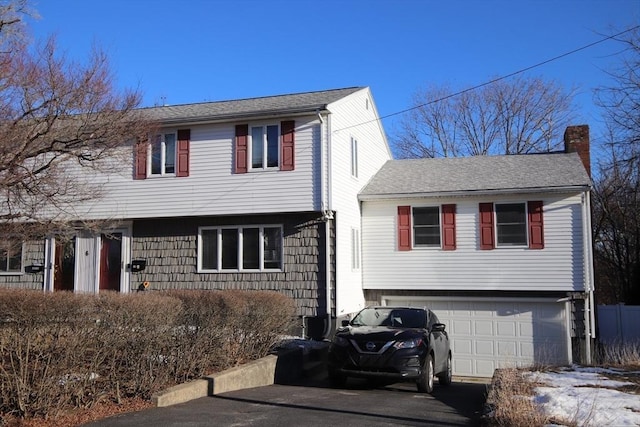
[99,233,122,292]
[53,237,75,291]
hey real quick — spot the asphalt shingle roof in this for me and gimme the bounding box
[140,87,364,123]
[359,152,591,198]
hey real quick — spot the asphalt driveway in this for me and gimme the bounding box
[85,376,489,426]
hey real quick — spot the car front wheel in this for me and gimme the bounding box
[416,353,434,393]
[438,353,452,386]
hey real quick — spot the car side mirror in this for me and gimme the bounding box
[341,319,350,327]
[432,323,446,332]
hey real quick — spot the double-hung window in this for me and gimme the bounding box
[495,203,527,246]
[198,225,283,272]
[413,206,440,247]
[150,132,176,175]
[0,241,22,273]
[251,125,279,169]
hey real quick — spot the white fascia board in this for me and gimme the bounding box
[358,185,591,201]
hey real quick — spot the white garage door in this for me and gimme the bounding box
[382,297,571,378]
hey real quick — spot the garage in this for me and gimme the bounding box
[381,296,572,377]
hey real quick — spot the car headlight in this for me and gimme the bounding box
[332,336,350,346]
[393,338,423,349]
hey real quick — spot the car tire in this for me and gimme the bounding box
[328,370,347,388]
[416,353,434,393]
[438,353,452,386]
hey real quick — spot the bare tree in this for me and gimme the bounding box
[0,1,153,239]
[393,76,575,158]
[593,27,640,304]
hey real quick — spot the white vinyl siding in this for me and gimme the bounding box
[362,193,586,292]
[328,89,392,315]
[64,116,321,219]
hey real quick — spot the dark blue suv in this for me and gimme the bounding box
[327,306,452,393]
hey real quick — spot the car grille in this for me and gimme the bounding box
[351,339,393,354]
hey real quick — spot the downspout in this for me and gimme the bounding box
[582,190,595,364]
[324,112,334,339]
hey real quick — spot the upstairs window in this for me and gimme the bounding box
[135,129,190,179]
[150,132,176,175]
[480,201,543,250]
[251,125,279,169]
[413,206,441,247]
[235,121,294,173]
[0,241,22,273]
[495,203,527,246]
[198,225,283,272]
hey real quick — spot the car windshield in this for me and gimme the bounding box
[351,308,426,329]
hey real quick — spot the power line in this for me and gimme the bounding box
[335,25,640,133]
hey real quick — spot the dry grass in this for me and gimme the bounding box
[485,342,640,427]
[0,397,153,427]
[484,367,554,427]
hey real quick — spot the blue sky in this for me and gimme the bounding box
[28,0,639,155]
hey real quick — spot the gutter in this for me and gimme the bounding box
[358,185,592,201]
[146,108,332,127]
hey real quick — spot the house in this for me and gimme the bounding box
[0,85,595,378]
[358,125,594,377]
[1,87,392,339]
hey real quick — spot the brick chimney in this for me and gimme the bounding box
[564,125,590,176]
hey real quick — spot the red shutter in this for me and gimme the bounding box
[176,129,190,177]
[479,203,495,250]
[280,120,295,171]
[441,204,456,251]
[528,200,544,249]
[134,140,147,180]
[398,206,412,251]
[235,124,248,174]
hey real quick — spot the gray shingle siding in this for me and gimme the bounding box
[131,213,335,317]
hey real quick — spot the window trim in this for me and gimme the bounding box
[148,131,177,177]
[412,205,442,249]
[0,240,24,275]
[248,123,280,171]
[494,202,528,248]
[197,225,283,272]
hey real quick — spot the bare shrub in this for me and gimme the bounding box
[167,290,296,380]
[91,292,182,400]
[0,288,296,420]
[0,290,96,418]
